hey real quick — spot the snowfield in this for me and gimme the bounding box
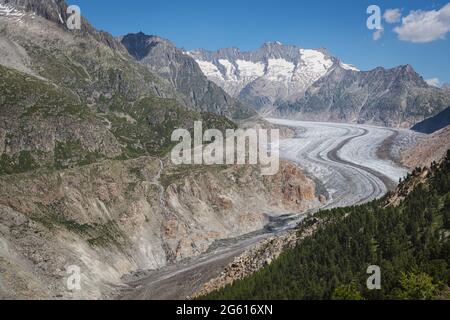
[266,119,421,208]
[189,48,338,100]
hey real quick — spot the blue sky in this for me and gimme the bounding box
[73,0,450,84]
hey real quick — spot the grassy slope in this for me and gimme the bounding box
[0,13,238,175]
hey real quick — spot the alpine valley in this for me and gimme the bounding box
[0,0,449,301]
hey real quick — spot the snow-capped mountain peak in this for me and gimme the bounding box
[188,42,352,110]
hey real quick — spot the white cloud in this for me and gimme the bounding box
[394,3,450,43]
[384,9,402,23]
[425,78,441,87]
[373,28,384,41]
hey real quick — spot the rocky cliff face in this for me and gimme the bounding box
[0,0,123,50]
[1,0,67,24]
[121,33,255,119]
[0,158,319,299]
[277,64,450,128]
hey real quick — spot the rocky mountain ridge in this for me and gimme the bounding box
[0,0,248,176]
[192,42,450,127]
[1,0,67,24]
[120,32,255,119]
[189,42,354,112]
[277,64,450,128]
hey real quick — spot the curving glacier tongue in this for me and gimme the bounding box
[266,119,421,208]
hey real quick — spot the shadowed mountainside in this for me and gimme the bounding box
[411,107,450,134]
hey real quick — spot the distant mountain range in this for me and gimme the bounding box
[2,0,449,130]
[191,43,450,128]
[278,64,450,128]
[188,42,357,113]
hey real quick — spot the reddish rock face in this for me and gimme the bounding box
[159,160,319,263]
[267,161,317,207]
[216,195,234,209]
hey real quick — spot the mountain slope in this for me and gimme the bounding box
[0,0,241,173]
[411,106,450,134]
[0,0,322,300]
[120,33,255,119]
[277,64,450,128]
[1,0,67,24]
[402,126,450,169]
[0,155,319,299]
[203,152,450,300]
